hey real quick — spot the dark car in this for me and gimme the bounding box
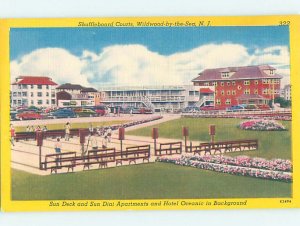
[76,109,97,117]
[182,106,200,113]
[226,105,246,112]
[50,108,76,118]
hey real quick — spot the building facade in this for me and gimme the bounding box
[191,65,282,109]
[99,85,201,112]
[11,76,57,108]
[281,84,291,101]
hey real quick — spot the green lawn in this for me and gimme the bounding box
[127,118,291,160]
[12,163,291,200]
[15,120,129,132]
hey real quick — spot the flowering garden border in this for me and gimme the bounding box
[157,154,292,183]
[239,119,287,131]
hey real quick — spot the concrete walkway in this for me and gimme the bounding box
[11,114,184,175]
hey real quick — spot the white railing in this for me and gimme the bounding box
[103,95,186,102]
[194,96,214,107]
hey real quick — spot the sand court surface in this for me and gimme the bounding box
[11,114,184,175]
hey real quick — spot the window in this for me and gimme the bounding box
[22,85,28,89]
[212,82,218,86]
[37,92,42,97]
[46,85,49,89]
[232,81,236,86]
[31,85,34,89]
[254,89,258,94]
[37,100,43,105]
[216,99,221,105]
[221,82,224,86]
[244,80,250,85]
[51,99,56,105]
[215,90,218,95]
[204,82,209,86]
[227,91,231,95]
[221,90,224,95]
[31,92,34,97]
[13,100,16,104]
[238,86,242,90]
[18,85,22,89]
[225,99,231,105]
[270,70,274,75]
[232,90,236,95]
[227,82,231,86]
[13,92,17,97]
[263,89,268,94]
[22,92,27,97]
[46,92,49,97]
[244,89,250,95]
[255,80,259,85]
[31,100,34,105]
[221,72,229,78]
[37,85,42,89]
[18,92,21,97]
[46,100,49,105]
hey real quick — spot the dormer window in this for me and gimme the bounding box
[270,70,274,75]
[221,72,230,78]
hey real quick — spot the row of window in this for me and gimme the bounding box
[12,99,56,105]
[12,92,55,97]
[215,99,231,105]
[216,88,280,96]
[202,79,280,87]
[17,84,52,89]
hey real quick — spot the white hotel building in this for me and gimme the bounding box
[99,85,203,112]
[11,76,57,108]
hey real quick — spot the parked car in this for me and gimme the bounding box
[91,105,109,116]
[139,107,153,114]
[182,106,200,113]
[244,104,259,110]
[257,104,271,110]
[50,108,76,119]
[226,105,246,112]
[10,111,18,121]
[16,111,43,120]
[76,109,97,117]
[200,105,216,111]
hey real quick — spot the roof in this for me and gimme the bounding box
[81,87,98,92]
[237,94,267,100]
[200,88,214,94]
[12,76,57,85]
[192,65,282,82]
[56,83,84,90]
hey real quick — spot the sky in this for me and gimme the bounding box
[10,26,290,88]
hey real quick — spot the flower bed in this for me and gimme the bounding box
[157,154,292,182]
[239,119,286,131]
[188,155,292,172]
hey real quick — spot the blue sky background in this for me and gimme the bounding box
[10,26,291,87]
[10,26,289,60]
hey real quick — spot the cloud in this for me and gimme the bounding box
[10,48,89,86]
[11,43,290,88]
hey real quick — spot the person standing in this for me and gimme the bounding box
[42,125,48,132]
[89,123,94,135]
[106,127,112,143]
[65,122,71,141]
[91,134,98,150]
[54,138,62,166]
[10,124,15,146]
[26,125,30,132]
[102,135,108,149]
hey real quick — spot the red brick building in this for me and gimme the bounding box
[191,65,282,109]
